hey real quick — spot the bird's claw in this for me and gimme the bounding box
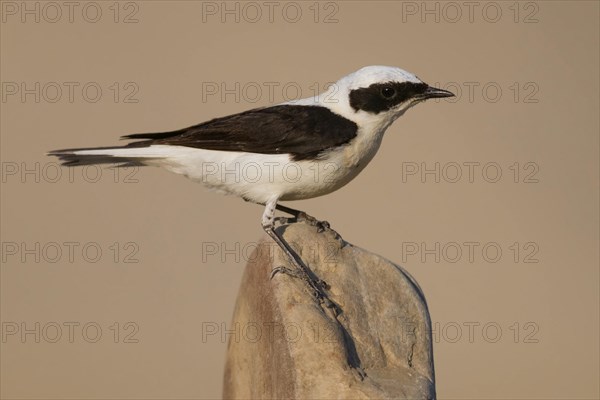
[316,220,330,233]
[295,211,316,225]
[270,265,301,280]
[319,295,342,316]
[318,279,330,290]
[294,212,336,235]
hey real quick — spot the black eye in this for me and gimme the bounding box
[381,86,396,99]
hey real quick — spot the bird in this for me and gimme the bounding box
[49,65,454,313]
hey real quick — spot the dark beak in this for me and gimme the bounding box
[421,85,455,99]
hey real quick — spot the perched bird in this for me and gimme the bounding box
[49,65,454,311]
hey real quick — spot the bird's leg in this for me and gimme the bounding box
[262,199,340,315]
[275,204,332,234]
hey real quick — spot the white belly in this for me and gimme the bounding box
[146,131,384,203]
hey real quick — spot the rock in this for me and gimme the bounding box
[223,221,435,399]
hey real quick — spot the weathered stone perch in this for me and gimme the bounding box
[223,222,435,399]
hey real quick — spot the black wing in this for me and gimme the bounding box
[123,105,358,161]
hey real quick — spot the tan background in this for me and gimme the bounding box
[1,1,598,399]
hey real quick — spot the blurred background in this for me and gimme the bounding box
[1,1,598,399]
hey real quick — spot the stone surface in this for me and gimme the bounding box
[223,222,435,399]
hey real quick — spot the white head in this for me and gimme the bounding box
[299,65,454,132]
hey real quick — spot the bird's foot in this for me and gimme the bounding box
[294,212,343,243]
[274,205,343,242]
[294,211,326,229]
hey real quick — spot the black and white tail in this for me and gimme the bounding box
[48,141,171,167]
